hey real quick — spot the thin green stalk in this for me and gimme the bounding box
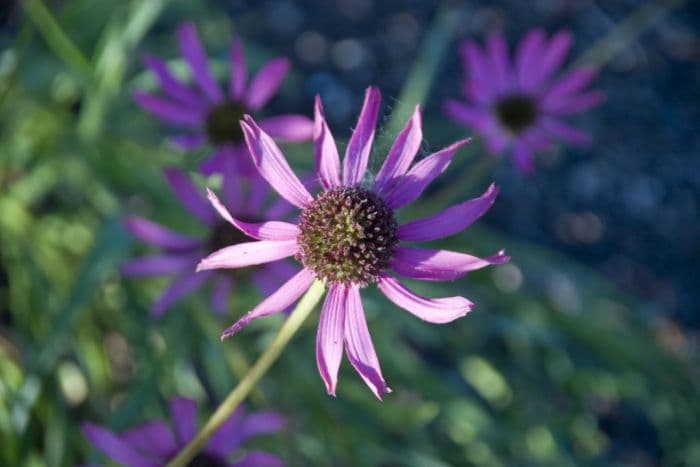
[22,0,92,79]
[166,280,326,467]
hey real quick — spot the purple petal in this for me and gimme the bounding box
[540,31,573,84]
[124,216,202,250]
[121,254,196,277]
[383,139,470,210]
[143,55,204,109]
[397,183,499,242]
[177,22,224,102]
[259,114,314,142]
[443,100,491,132]
[543,90,605,115]
[316,283,346,396]
[206,188,299,241]
[81,423,155,467]
[313,96,341,190]
[169,133,206,151]
[512,140,535,174]
[374,105,422,195]
[343,86,381,185]
[487,32,512,94]
[244,172,270,216]
[343,284,390,400]
[241,116,313,208]
[164,168,217,225]
[206,406,245,456]
[211,276,234,315]
[152,271,212,318]
[233,451,284,467]
[236,412,286,443]
[120,421,177,458]
[377,275,473,323]
[515,28,546,91]
[133,91,205,126]
[245,58,290,110]
[169,397,198,445]
[229,38,247,101]
[391,246,510,281]
[460,40,494,103]
[540,117,591,146]
[221,267,315,339]
[219,146,244,208]
[197,240,298,272]
[253,260,298,299]
[541,67,599,105]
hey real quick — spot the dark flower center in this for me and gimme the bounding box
[296,186,398,286]
[186,452,229,467]
[208,221,253,254]
[205,100,247,145]
[495,94,538,134]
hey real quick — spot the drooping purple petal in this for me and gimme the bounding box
[229,38,247,101]
[515,28,546,91]
[245,58,290,111]
[377,275,473,323]
[124,216,202,250]
[143,56,204,109]
[221,267,315,339]
[133,91,205,126]
[152,271,212,318]
[120,421,178,458]
[169,133,206,151]
[211,275,234,315]
[397,183,499,242]
[81,423,156,467]
[512,140,535,174]
[541,67,599,106]
[543,90,605,115]
[197,240,298,272]
[259,115,314,142]
[163,168,217,225]
[206,188,299,241]
[343,284,390,400]
[233,451,285,467]
[374,105,422,195]
[443,100,491,132]
[383,139,470,210]
[206,406,245,456]
[540,117,591,146]
[316,283,346,396]
[241,116,313,208]
[313,96,341,190]
[390,246,510,282]
[177,22,224,102]
[169,397,198,445]
[487,32,512,94]
[121,254,197,277]
[343,86,381,185]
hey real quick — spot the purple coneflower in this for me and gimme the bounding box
[122,165,296,318]
[82,398,284,466]
[196,87,509,399]
[134,21,313,175]
[444,30,604,173]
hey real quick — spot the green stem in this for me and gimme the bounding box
[165,280,326,467]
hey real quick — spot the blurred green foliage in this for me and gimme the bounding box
[1,1,699,466]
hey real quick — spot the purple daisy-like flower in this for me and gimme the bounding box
[196,87,509,399]
[122,164,296,318]
[444,30,605,173]
[82,397,285,466]
[135,21,313,175]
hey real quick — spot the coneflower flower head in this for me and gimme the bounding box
[197,87,509,399]
[445,30,605,173]
[82,398,285,466]
[134,22,313,175]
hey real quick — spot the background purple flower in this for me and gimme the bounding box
[122,165,297,318]
[82,397,285,466]
[444,30,605,173]
[196,87,509,399]
[134,21,313,175]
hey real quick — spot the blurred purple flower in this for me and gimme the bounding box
[444,30,605,173]
[134,21,313,175]
[196,87,509,399]
[122,165,296,318]
[82,397,285,467]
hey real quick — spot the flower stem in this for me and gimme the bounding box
[165,280,326,467]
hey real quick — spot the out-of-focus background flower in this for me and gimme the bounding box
[1,0,698,466]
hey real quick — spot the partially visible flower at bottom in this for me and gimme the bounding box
[82,397,285,467]
[444,30,604,173]
[121,165,296,318]
[197,87,510,399]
